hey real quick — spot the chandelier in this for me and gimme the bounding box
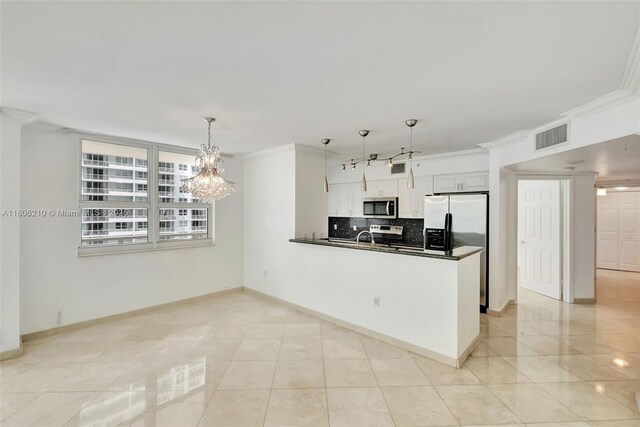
[180,117,236,202]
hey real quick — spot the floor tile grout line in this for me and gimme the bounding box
[366,340,400,427]
[481,382,526,425]
[319,336,331,427]
[196,357,234,426]
[261,322,284,427]
[430,382,462,426]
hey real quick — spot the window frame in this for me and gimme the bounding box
[77,135,214,257]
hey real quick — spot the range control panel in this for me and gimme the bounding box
[370,225,403,235]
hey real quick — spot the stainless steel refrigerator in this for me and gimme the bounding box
[424,193,489,312]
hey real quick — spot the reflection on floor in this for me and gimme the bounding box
[1,269,639,426]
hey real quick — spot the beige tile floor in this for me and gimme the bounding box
[1,269,639,426]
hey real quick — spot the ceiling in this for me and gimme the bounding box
[2,1,638,158]
[506,134,640,186]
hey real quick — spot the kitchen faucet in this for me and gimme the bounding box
[356,230,375,247]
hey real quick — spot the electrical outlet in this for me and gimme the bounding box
[373,297,380,308]
[333,224,337,230]
[353,225,357,231]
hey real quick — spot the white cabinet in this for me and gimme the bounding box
[365,180,398,198]
[328,183,364,217]
[598,192,640,272]
[433,174,459,193]
[351,185,363,216]
[433,171,488,193]
[328,184,339,216]
[336,184,351,217]
[398,176,432,218]
[461,172,489,192]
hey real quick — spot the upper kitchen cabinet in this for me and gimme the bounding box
[365,180,398,198]
[328,183,363,217]
[461,172,489,192]
[328,184,339,216]
[432,174,459,193]
[433,171,489,193]
[399,176,432,218]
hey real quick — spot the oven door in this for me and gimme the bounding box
[363,199,396,218]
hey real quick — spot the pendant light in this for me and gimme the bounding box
[359,130,369,192]
[405,119,418,189]
[180,117,236,202]
[322,138,331,192]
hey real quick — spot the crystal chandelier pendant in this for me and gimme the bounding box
[181,117,236,203]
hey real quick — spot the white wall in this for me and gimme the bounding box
[1,112,26,352]
[243,145,296,298]
[486,95,640,310]
[572,174,597,300]
[328,149,489,184]
[295,146,328,239]
[19,126,244,334]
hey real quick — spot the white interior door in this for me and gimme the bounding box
[618,192,640,271]
[597,193,620,269]
[518,180,562,300]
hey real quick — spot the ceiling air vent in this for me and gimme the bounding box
[535,123,568,151]
[391,163,405,174]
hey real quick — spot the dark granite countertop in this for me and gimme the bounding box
[289,238,483,261]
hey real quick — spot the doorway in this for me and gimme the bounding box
[596,189,640,272]
[517,179,568,301]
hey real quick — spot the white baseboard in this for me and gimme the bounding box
[22,287,243,342]
[244,287,478,368]
[0,342,24,361]
[487,299,515,316]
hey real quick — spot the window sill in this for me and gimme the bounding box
[78,239,215,257]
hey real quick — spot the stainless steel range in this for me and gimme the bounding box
[369,224,403,245]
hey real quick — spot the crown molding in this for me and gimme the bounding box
[293,143,339,158]
[561,89,637,118]
[413,147,487,161]
[0,106,38,124]
[511,171,598,178]
[622,26,640,94]
[242,143,296,159]
[478,130,531,149]
[596,178,640,188]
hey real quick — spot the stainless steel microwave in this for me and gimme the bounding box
[363,197,397,219]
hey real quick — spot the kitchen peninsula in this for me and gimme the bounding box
[287,238,483,367]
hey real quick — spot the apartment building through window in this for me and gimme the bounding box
[79,139,212,255]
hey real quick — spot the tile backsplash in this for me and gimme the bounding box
[328,217,424,246]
